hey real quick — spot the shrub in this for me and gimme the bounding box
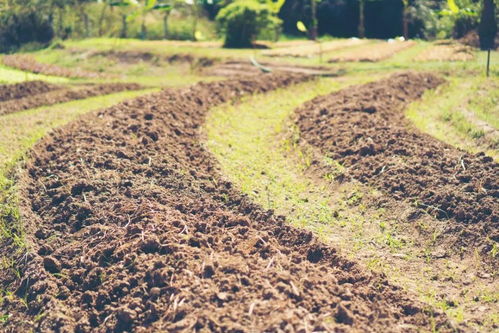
[216,0,281,48]
[0,10,54,53]
[452,12,479,38]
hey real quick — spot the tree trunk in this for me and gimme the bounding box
[84,13,90,37]
[98,3,108,37]
[141,12,147,40]
[192,5,198,41]
[78,3,90,38]
[358,0,365,38]
[402,0,409,39]
[163,12,169,39]
[310,0,317,40]
[58,7,64,38]
[120,14,128,38]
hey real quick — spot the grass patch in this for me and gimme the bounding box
[0,64,69,84]
[406,76,498,160]
[34,48,218,87]
[205,77,371,228]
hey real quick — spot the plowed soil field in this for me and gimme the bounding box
[0,83,143,116]
[2,55,102,79]
[90,50,216,68]
[261,39,367,58]
[203,60,342,77]
[329,41,415,62]
[0,73,459,332]
[415,42,474,61]
[295,72,498,252]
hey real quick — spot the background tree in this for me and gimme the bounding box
[440,0,479,39]
[216,0,281,48]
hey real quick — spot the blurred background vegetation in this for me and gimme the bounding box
[0,0,495,52]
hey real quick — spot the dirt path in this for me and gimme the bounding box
[0,83,143,116]
[295,72,498,253]
[1,74,457,332]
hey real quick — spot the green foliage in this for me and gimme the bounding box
[439,0,479,38]
[0,8,54,53]
[216,0,281,48]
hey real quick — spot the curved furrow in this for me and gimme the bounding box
[0,74,456,332]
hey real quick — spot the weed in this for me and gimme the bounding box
[0,313,11,323]
[490,242,498,258]
[33,312,46,322]
[345,190,363,206]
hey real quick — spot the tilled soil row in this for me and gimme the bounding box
[2,73,455,332]
[0,83,143,116]
[328,41,415,63]
[91,50,216,68]
[91,51,339,78]
[0,81,62,102]
[261,39,367,58]
[295,72,498,251]
[203,60,342,78]
[2,54,102,79]
[415,42,474,62]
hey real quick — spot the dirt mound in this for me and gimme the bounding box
[204,60,342,77]
[94,50,159,63]
[0,73,455,332]
[0,83,143,116]
[415,42,474,61]
[295,72,498,251]
[459,31,499,50]
[0,81,62,102]
[2,55,102,79]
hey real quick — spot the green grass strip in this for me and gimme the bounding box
[406,76,498,160]
[0,64,70,84]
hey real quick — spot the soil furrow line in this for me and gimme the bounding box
[295,72,498,254]
[0,81,63,102]
[1,74,457,332]
[2,55,103,79]
[0,83,143,116]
